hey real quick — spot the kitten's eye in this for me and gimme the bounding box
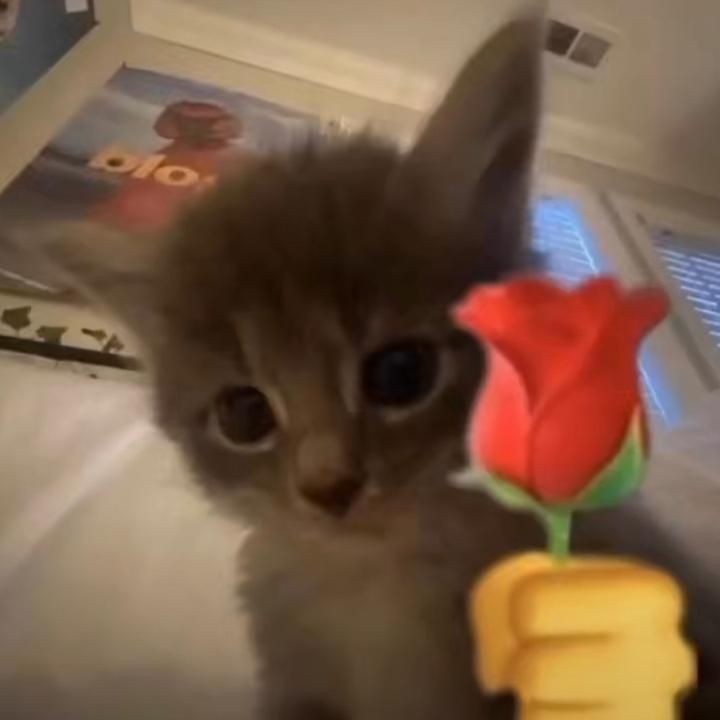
[210,386,277,449]
[363,339,439,409]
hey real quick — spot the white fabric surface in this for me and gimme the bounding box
[0,360,256,720]
[0,358,718,720]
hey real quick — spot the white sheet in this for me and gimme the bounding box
[0,360,256,720]
[0,358,718,720]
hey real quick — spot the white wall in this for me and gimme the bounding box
[1,0,720,239]
[1,0,719,219]
[129,0,720,198]
[128,29,720,225]
[539,152,720,226]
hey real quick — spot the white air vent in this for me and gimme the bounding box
[545,16,618,76]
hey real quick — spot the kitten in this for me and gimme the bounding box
[24,14,720,720]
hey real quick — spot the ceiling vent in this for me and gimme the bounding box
[545,17,617,75]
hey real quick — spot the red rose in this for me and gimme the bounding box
[453,276,669,503]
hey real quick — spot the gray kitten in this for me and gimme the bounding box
[26,15,720,720]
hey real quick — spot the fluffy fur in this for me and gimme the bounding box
[22,14,720,720]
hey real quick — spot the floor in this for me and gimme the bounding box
[0,358,257,720]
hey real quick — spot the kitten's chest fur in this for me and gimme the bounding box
[239,488,537,719]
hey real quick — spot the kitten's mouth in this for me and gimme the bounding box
[297,480,413,536]
[297,480,377,521]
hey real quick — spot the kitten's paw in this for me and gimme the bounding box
[469,552,696,720]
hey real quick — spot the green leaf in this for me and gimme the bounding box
[448,467,489,492]
[572,412,646,511]
[482,472,545,513]
[449,410,645,562]
[450,466,540,510]
[454,470,577,559]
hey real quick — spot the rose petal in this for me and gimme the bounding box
[470,348,532,488]
[529,375,639,502]
[454,278,605,409]
[576,276,622,324]
[453,276,568,337]
[528,287,668,501]
[618,287,670,344]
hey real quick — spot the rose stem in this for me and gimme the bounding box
[545,510,573,562]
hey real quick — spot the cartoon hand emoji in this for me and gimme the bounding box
[470,553,696,720]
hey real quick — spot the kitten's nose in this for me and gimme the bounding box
[295,433,364,517]
[298,473,364,517]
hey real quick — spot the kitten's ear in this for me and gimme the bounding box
[13,222,162,341]
[396,12,544,272]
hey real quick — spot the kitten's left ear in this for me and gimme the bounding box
[391,10,544,274]
[11,222,162,343]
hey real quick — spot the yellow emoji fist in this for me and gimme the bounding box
[469,553,696,720]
